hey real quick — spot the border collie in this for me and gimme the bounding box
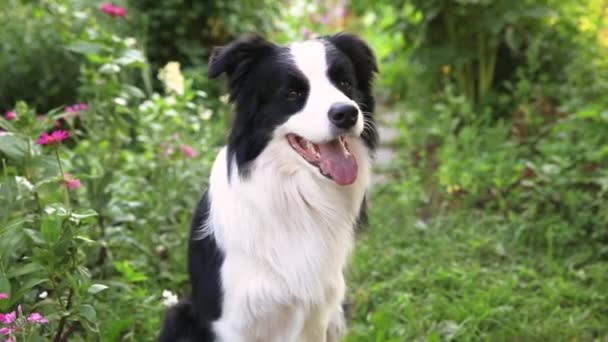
[159,32,378,342]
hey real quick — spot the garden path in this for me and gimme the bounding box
[371,110,400,185]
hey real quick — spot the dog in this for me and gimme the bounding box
[159,32,378,342]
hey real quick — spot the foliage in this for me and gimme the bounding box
[128,0,280,68]
[353,0,608,110]
[0,1,229,339]
[344,0,608,340]
[0,1,85,112]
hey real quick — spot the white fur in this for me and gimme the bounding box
[204,41,371,342]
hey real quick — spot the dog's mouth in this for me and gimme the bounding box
[287,134,358,186]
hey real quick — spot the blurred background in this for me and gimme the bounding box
[0,0,607,340]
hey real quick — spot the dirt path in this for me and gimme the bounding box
[372,110,400,185]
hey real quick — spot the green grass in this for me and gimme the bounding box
[346,184,608,342]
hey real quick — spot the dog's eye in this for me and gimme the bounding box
[339,80,352,89]
[286,89,303,101]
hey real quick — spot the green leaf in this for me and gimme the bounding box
[40,213,63,243]
[0,134,29,159]
[23,229,45,245]
[123,85,146,99]
[8,262,43,278]
[70,209,99,220]
[65,41,105,55]
[14,277,50,301]
[76,304,97,323]
[115,49,145,66]
[87,284,109,295]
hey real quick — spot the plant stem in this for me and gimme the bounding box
[25,139,43,214]
[54,149,71,213]
[53,288,74,342]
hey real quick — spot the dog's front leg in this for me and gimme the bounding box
[326,304,347,342]
[213,257,308,342]
[214,297,306,342]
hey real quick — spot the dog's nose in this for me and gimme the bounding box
[328,103,358,130]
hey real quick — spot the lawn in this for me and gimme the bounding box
[348,183,608,341]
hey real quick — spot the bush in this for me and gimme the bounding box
[0,2,230,339]
[128,0,280,68]
[0,2,86,112]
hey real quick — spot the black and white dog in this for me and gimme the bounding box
[160,32,378,342]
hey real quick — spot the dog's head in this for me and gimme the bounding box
[210,33,378,186]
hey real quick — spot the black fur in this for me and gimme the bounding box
[326,33,379,150]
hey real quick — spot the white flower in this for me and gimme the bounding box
[114,97,127,106]
[199,108,213,120]
[162,290,178,307]
[158,61,185,96]
[15,176,34,191]
[124,37,137,48]
[165,96,176,106]
[38,291,48,299]
[220,94,230,104]
[138,100,154,112]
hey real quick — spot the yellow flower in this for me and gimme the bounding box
[158,61,185,96]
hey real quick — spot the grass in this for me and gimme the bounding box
[346,181,608,341]
[345,113,608,341]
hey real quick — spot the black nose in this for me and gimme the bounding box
[328,103,358,129]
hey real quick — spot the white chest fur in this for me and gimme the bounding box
[204,137,370,341]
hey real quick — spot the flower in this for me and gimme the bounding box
[0,293,7,300]
[65,103,89,117]
[158,62,185,95]
[0,327,13,335]
[37,130,70,145]
[181,145,197,158]
[27,312,49,324]
[6,337,15,342]
[219,94,230,104]
[101,3,127,17]
[63,173,82,190]
[4,110,17,121]
[0,311,16,324]
[162,290,178,307]
[199,108,213,120]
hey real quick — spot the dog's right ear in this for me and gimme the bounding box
[208,34,275,80]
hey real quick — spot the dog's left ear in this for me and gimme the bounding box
[327,33,378,93]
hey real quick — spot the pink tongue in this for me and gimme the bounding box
[318,139,358,185]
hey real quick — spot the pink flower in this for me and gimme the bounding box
[101,3,127,17]
[181,145,197,158]
[63,173,81,190]
[27,312,49,324]
[4,110,17,121]
[37,130,70,145]
[0,327,13,335]
[302,28,315,39]
[65,103,89,117]
[6,337,15,342]
[0,293,7,300]
[0,311,16,324]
